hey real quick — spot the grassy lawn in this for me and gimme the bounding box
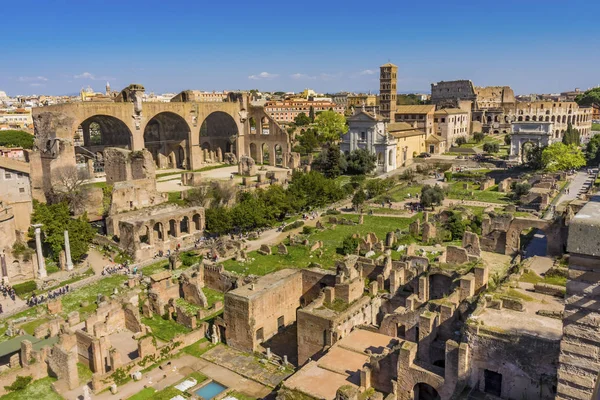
[78,363,93,385]
[140,260,169,276]
[228,391,257,400]
[0,377,63,400]
[364,206,412,216]
[504,288,535,302]
[182,338,217,358]
[167,191,186,206]
[60,274,129,317]
[223,214,419,276]
[447,182,511,204]
[203,287,224,307]
[375,184,423,202]
[592,123,600,131]
[142,315,191,341]
[20,317,50,335]
[126,372,208,400]
[520,269,567,287]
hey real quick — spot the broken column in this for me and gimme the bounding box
[64,230,73,271]
[33,224,46,278]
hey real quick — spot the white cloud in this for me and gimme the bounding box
[29,83,45,87]
[360,69,375,75]
[74,72,96,79]
[18,76,48,82]
[319,72,342,81]
[74,72,115,81]
[291,73,316,80]
[248,72,278,80]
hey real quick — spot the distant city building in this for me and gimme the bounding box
[331,92,350,106]
[0,108,32,129]
[434,108,470,147]
[264,99,344,124]
[347,94,378,108]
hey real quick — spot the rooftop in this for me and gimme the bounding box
[395,105,435,114]
[227,269,300,300]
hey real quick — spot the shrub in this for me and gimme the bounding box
[13,281,37,296]
[4,376,33,392]
[483,143,499,153]
[340,235,359,255]
[324,209,341,215]
[302,226,315,235]
[473,132,485,143]
[455,136,467,146]
[512,182,531,197]
[282,220,304,232]
[399,169,415,181]
[504,135,511,146]
[180,251,201,267]
[444,171,453,182]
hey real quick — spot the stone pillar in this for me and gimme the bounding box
[64,230,74,271]
[33,225,46,278]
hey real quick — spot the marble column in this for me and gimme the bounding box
[64,230,74,271]
[33,225,46,278]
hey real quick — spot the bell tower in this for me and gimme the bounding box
[380,63,398,121]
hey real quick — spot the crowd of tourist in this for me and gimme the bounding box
[26,285,70,307]
[102,263,134,276]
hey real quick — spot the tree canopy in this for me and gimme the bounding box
[314,110,347,143]
[562,122,580,146]
[420,185,444,209]
[575,87,600,107]
[541,143,586,172]
[294,112,311,126]
[0,130,34,149]
[345,148,376,175]
[30,201,95,263]
[586,134,600,166]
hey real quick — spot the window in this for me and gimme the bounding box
[277,316,284,330]
[19,188,25,193]
[256,328,264,342]
[441,118,446,123]
[4,173,11,179]
[484,370,502,397]
[360,132,366,142]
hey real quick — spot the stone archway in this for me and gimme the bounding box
[144,112,191,169]
[249,143,258,162]
[414,383,441,400]
[504,218,561,256]
[200,111,239,157]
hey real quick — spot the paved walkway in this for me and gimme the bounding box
[545,170,592,220]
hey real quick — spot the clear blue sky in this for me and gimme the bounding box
[2,0,599,96]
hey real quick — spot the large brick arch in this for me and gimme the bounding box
[504,217,563,256]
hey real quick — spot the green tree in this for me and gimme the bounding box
[585,134,600,165]
[340,235,359,255]
[420,185,444,209]
[351,190,367,210]
[294,112,311,126]
[455,136,467,146]
[0,130,34,149]
[541,143,586,172]
[29,201,95,263]
[297,128,319,154]
[205,207,232,236]
[473,132,485,143]
[526,145,544,170]
[345,148,377,175]
[562,122,581,146]
[309,106,315,122]
[445,212,466,240]
[312,145,346,178]
[575,87,600,107]
[314,110,348,143]
[504,135,511,146]
[482,143,499,153]
[512,182,532,197]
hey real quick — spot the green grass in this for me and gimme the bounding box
[60,274,128,317]
[322,299,352,312]
[167,191,186,206]
[84,181,108,189]
[375,184,423,202]
[223,214,419,276]
[592,123,600,131]
[228,391,257,400]
[126,372,208,400]
[0,377,63,400]
[504,289,535,302]
[126,387,157,400]
[141,315,191,341]
[519,270,543,285]
[182,338,217,358]
[20,317,50,335]
[140,260,169,276]
[77,363,93,385]
[447,182,511,204]
[175,298,201,316]
[32,269,95,297]
[203,287,224,307]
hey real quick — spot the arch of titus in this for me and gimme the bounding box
[30,84,291,201]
